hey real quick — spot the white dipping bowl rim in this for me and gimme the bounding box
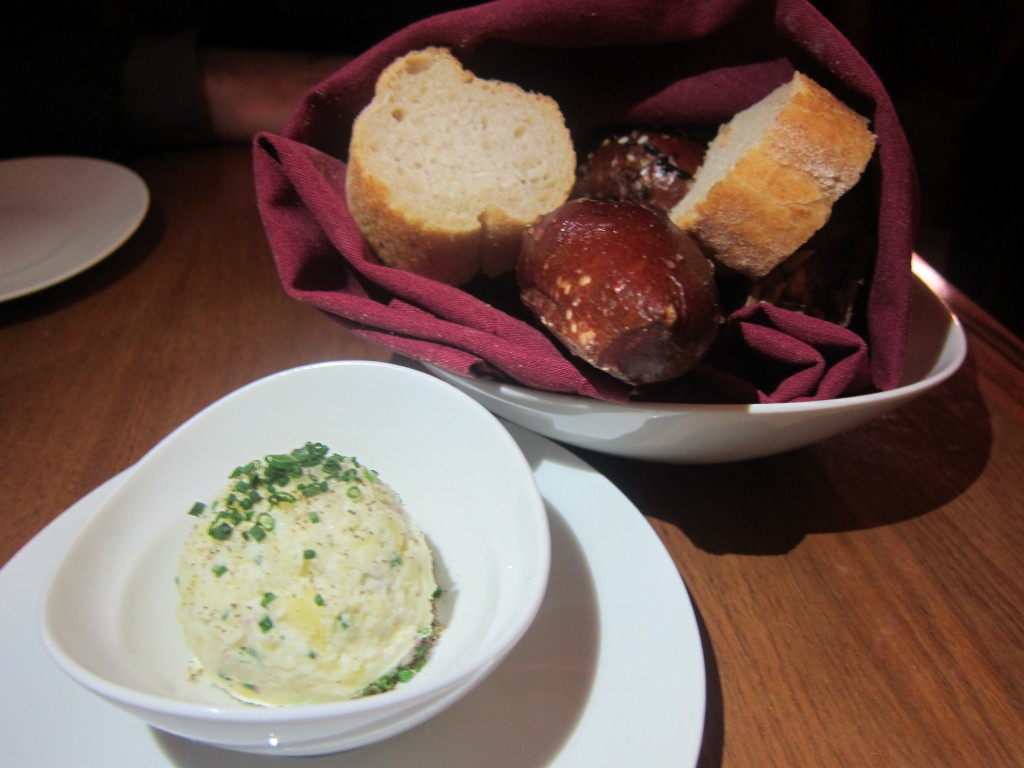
[40,360,550,755]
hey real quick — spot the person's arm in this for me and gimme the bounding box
[1,26,349,158]
[198,47,351,142]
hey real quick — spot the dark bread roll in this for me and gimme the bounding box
[518,199,720,386]
[739,178,876,326]
[573,129,706,213]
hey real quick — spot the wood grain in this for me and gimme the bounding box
[2,145,1021,766]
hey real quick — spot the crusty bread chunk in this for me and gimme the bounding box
[346,47,576,285]
[669,72,876,279]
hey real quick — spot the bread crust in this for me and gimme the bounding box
[346,154,484,285]
[670,72,876,279]
[346,47,576,285]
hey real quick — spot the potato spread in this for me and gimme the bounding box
[176,442,438,706]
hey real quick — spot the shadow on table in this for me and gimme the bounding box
[0,201,163,326]
[578,356,990,768]
[692,601,724,768]
[579,355,991,557]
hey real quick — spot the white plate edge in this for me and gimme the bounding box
[3,427,706,767]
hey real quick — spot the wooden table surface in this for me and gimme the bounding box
[2,145,1022,766]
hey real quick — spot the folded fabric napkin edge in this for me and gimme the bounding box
[252,0,916,406]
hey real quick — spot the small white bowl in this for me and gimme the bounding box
[41,361,549,756]
[427,271,967,463]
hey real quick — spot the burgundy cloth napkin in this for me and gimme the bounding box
[253,0,915,404]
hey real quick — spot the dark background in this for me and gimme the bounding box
[814,0,1023,338]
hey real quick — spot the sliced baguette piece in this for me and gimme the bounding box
[669,72,876,279]
[346,47,576,286]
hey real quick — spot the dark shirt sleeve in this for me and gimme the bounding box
[121,31,213,149]
[1,18,212,159]
[0,0,472,159]
[0,25,134,159]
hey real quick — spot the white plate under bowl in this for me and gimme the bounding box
[427,271,967,463]
[0,155,149,302]
[6,424,704,766]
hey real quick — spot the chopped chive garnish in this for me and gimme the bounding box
[212,565,228,577]
[360,636,434,695]
[258,615,273,633]
[314,594,325,606]
[265,453,298,467]
[208,521,233,540]
[261,592,276,607]
[241,646,258,657]
[299,481,328,498]
[193,445,392,554]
